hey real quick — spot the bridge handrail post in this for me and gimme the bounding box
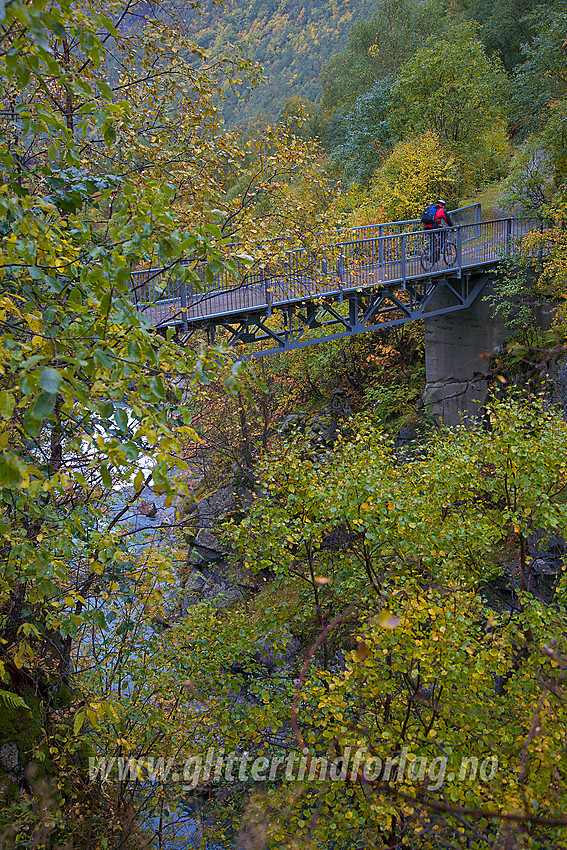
[506,218,512,255]
[378,225,384,270]
[337,246,344,293]
[262,266,271,316]
[401,233,407,289]
[456,225,463,272]
[180,273,188,333]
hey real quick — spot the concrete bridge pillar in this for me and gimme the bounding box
[421,275,505,426]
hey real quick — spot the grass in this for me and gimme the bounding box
[461,177,509,220]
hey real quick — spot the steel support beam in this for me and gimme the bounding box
[195,272,489,357]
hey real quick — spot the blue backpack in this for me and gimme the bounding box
[420,203,439,225]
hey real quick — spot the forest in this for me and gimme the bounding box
[181,0,377,125]
[1,0,567,847]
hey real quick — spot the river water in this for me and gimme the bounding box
[107,476,232,850]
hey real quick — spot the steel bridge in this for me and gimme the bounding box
[129,206,538,356]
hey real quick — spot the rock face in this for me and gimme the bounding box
[180,565,249,613]
[173,483,260,615]
[228,629,301,706]
[250,631,300,676]
[550,356,567,419]
[190,529,226,564]
[483,528,566,611]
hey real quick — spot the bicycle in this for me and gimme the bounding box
[420,228,457,272]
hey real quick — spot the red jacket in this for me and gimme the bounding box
[424,205,452,229]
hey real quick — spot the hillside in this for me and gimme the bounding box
[183,0,376,124]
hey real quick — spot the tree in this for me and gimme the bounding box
[519,190,567,335]
[326,78,394,186]
[278,95,320,141]
[226,397,567,848]
[0,0,253,844]
[319,0,452,117]
[392,22,509,192]
[453,0,544,71]
[501,139,556,218]
[368,131,458,221]
[511,0,567,134]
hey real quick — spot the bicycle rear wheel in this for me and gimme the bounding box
[420,244,435,272]
[444,240,457,267]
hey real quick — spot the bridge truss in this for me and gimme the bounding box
[202,273,488,357]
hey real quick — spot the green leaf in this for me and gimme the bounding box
[128,339,142,362]
[0,454,28,488]
[114,407,128,434]
[39,368,61,393]
[99,401,113,419]
[0,690,29,710]
[92,610,106,629]
[150,376,165,400]
[73,710,85,736]
[94,348,112,369]
[23,410,40,435]
[30,392,56,421]
[0,391,15,419]
[100,464,111,489]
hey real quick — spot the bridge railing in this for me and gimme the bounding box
[348,203,481,242]
[130,216,539,327]
[129,205,482,307]
[264,216,534,307]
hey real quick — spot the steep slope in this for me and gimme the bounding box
[183,0,376,124]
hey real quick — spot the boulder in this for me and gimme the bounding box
[279,412,307,435]
[192,529,226,563]
[184,571,207,593]
[530,557,562,576]
[196,485,238,530]
[330,389,353,419]
[527,529,566,560]
[180,565,243,612]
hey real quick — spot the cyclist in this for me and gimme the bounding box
[423,200,453,262]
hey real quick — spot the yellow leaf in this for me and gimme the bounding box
[26,315,42,333]
[87,708,99,728]
[73,710,85,736]
[354,642,370,662]
[377,611,401,629]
